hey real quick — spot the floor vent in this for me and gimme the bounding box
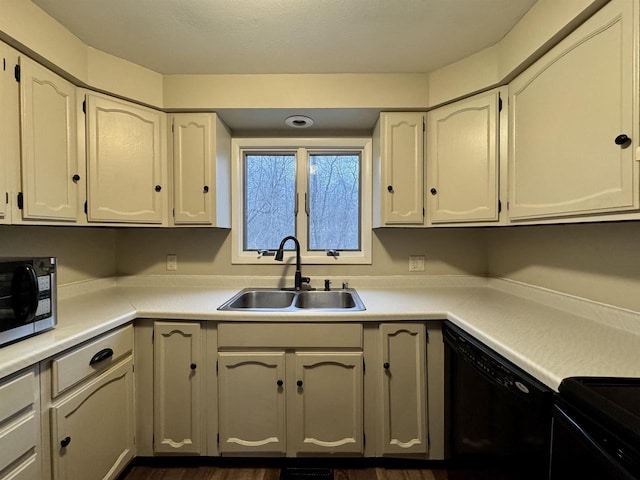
[280,467,334,480]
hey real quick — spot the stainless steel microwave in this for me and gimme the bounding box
[0,257,57,347]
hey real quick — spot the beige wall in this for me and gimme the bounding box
[0,226,117,285]
[486,222,640,312]
[114,227,487,280]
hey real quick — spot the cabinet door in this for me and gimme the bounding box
[153,321,202,454]
[290,352,363,454]
[86,94,165,223]
[508,0,636,220]
[172,113,214,225]
[50,358,134,480]
[0,367,41,480]
[379,112,426,225]
[19,57,79,221]
[218,352,286,454]
[0,43,20,224]
[380,324,427,455]
[427,90,500,223]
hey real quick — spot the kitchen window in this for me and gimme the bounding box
[231,138,372,264]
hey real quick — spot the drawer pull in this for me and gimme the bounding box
[60,436,71,448]
[89,348,114,365]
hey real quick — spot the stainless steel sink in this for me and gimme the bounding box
[294,291,359,309]
[218,288,365,311]
[225,290,295,309]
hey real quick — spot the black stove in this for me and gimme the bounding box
[551,377,640,480]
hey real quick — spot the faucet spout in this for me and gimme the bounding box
[275,236,311,290]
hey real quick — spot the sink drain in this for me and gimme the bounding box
[279,467,333,480]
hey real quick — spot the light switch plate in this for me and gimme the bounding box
[166,254,178,271]
[409,255,425,272]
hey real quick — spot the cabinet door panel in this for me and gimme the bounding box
[87,95,164,223]
[428,91,499,223]
[381,112,425,225]
[291,352,363,454]
[508,0,635,220]
[173,114,213,224]
[51,358,134,480]
[380,324,427,455]
[218,352,286,454]
[20,58,78,221]
[153,322,202,454]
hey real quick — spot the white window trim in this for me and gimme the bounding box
[231,137,372,265]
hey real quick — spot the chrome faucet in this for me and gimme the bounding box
[275,236,312,290]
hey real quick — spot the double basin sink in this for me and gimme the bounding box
[218,288,366,312]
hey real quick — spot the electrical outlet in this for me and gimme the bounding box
[409,255,425,272]
[166,254,178,271]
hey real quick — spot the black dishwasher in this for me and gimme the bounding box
[444,322,553,480]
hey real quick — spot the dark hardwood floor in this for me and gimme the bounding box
[119,464,450,480]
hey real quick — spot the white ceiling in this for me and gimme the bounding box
[31,0,537,75]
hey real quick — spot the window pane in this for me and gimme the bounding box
[244,154,296,250]
[308,154,360,250]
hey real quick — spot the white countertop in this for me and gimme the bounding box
[1,275,639,391]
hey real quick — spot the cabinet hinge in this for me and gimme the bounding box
[14,64,20,82]
[507,201,510,210]
[363,433,366,447]
[422,207,425,217]
[216,360,219,375]
[17,192,23,210]
[217,433,220,444]
[362,358,365,373]
[498,200,502,213]
[171,122,174,133]
[3,58,5,71]
[84,201,87,215]
[82,99,86,114]
[5,192,8,205]
[498,96,503,112]
[422,119,426,132]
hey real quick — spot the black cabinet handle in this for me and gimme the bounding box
[297,380,303,387]
[190,363,197,370]
[155,185,162,192]
[387,185,393,192]
[72,174,80,182]
[203,185,209,193]
[60,436,71,448]
[277,380,283,387]
[383,362,390,370]
[89,348,113,365]
[615,134,630,146]
[430,188,437,195]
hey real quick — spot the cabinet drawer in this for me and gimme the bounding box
[0,370,36,425]
[0,413,38,473]
[52,324,133,396]
[218,323,362,349]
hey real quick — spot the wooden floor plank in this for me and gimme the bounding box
[120,466,448,480]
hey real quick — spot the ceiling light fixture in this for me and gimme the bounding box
[285,115,314,128]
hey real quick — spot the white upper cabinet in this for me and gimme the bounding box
[171,113,231,226]
[0,43,19,224]
[18,57,80,222]
[86,93,167,224]
[508,0,637,221]
[373,112,426,226]
[427,89,502,224]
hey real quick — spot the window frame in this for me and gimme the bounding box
[231,137,372,265]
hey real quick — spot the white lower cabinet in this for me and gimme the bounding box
[153,321,203,454]
[290,352,363,455]
[217,323,364,456]
[218,352,287,454]
[0,367,41,480]
[47,325,135,480]
[50,359,134,480]
[218,350,363,456]
[379,323,427,455]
